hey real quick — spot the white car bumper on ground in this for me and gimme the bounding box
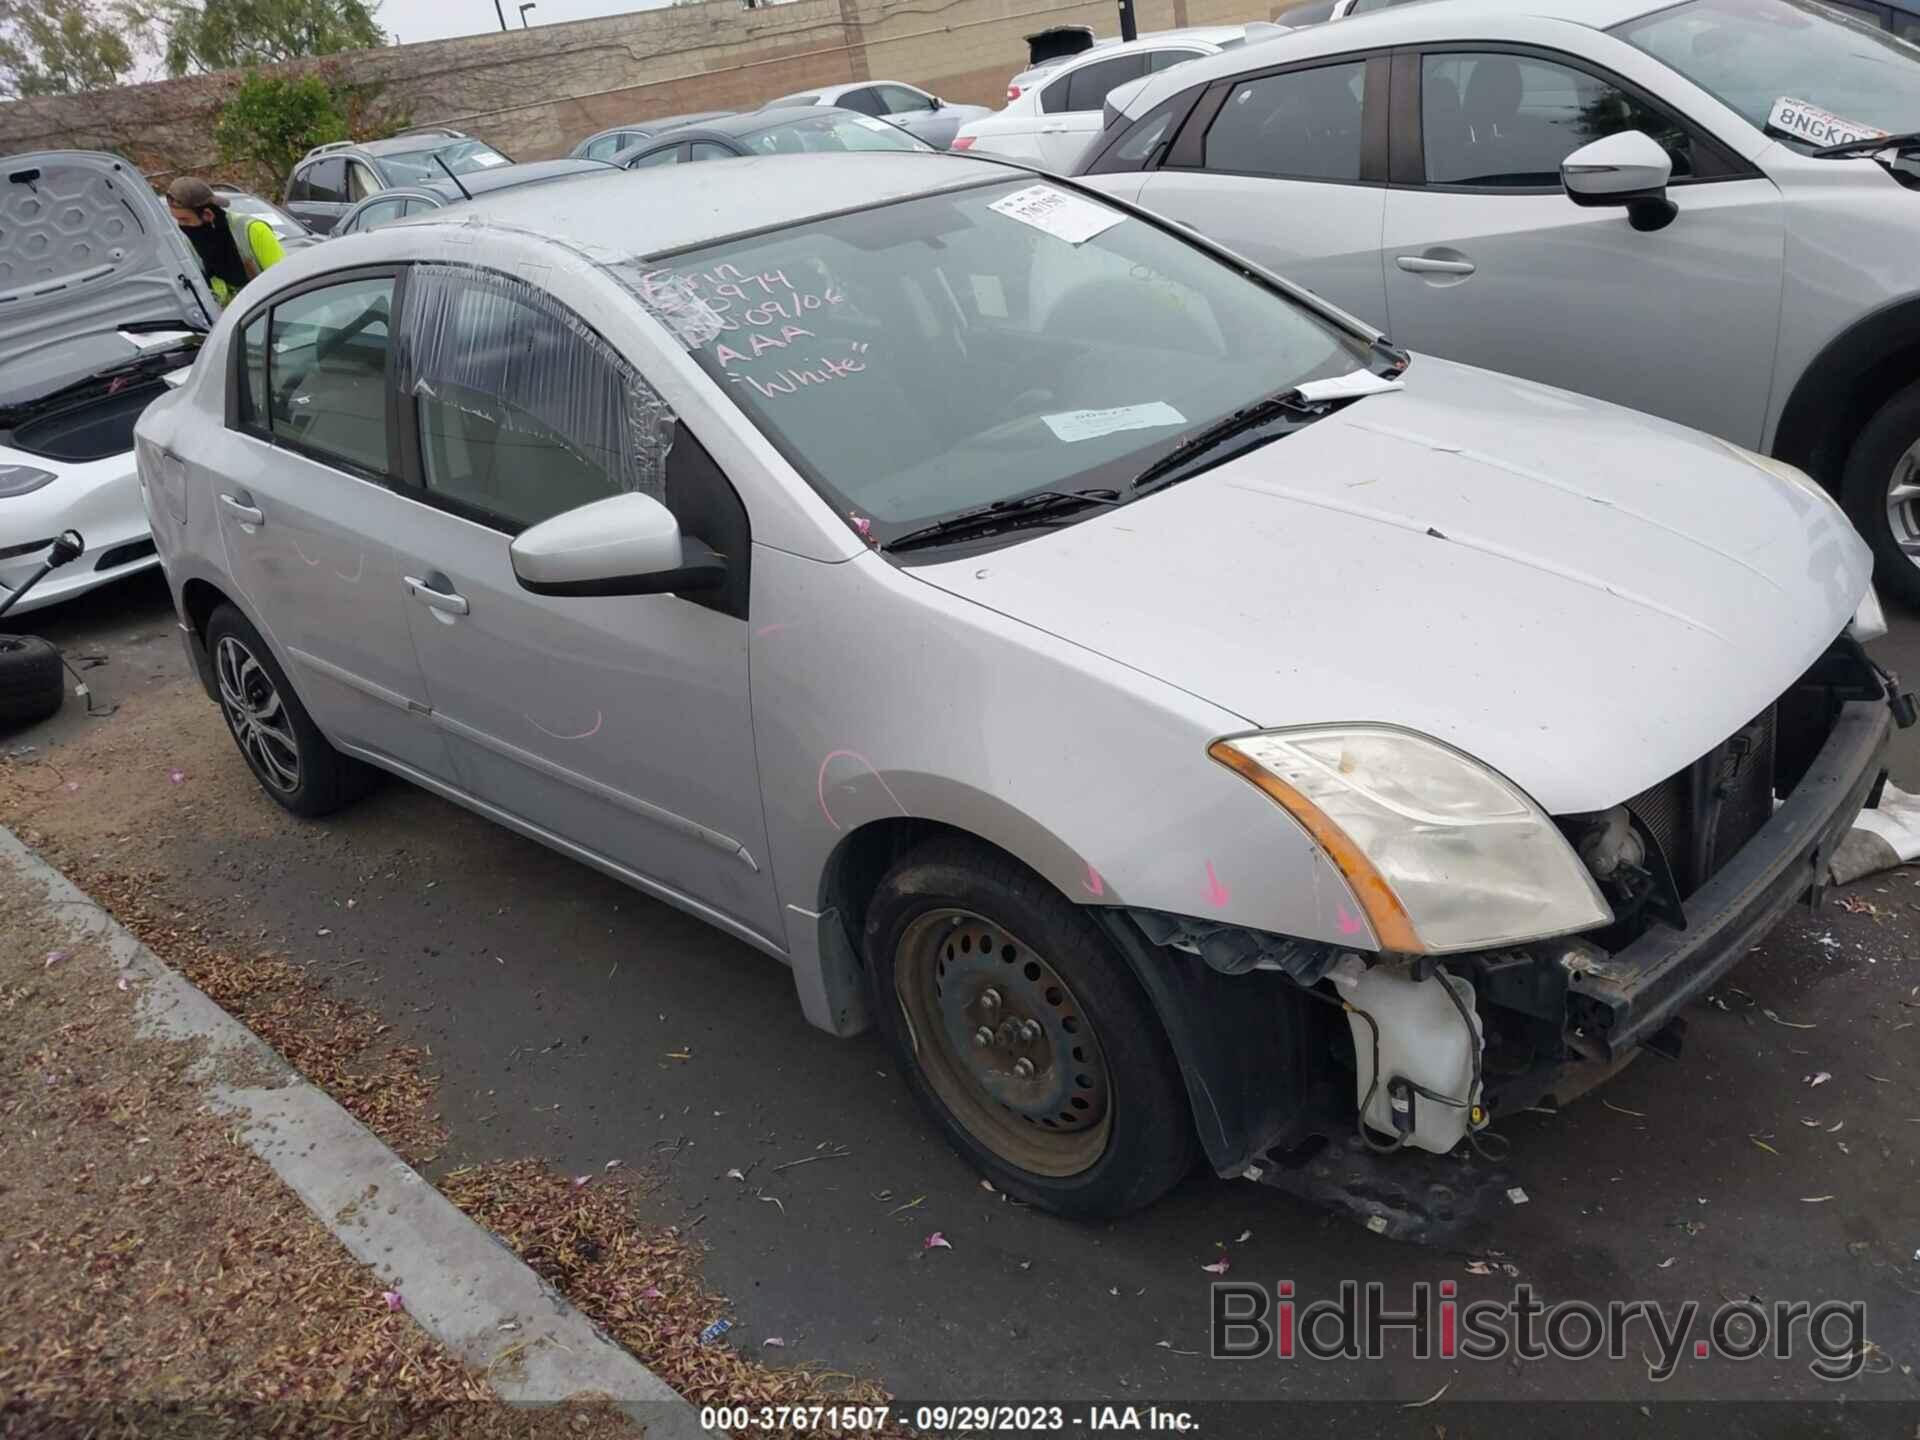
[0,442,159,617]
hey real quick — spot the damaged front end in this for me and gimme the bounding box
[1100,635,1908,1243]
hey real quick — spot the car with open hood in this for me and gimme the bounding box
[1,152,214,617]
[134,154,1907,1232]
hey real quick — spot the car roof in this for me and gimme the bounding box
[583,111,734,143]
[421,151,1006,258]
[1037,26,1246,76]
[355,132,495,158]
[1111,0,1674,114]
[804,79,928,101]
[622,106,870,154]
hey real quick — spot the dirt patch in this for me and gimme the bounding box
[0,878,631,1438]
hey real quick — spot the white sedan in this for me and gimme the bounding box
[955,27,1265,172]
[1,151,216,615]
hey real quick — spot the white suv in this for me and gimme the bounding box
[1080,0,1920,601]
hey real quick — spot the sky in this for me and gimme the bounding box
[373,0,676,46]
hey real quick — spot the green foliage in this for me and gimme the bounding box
[212,70,344,191]
[146,0,384,77]
[0,0,135,97]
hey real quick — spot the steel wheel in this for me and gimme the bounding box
[1888,441,1920,564]
[893,907,1113,1178]
[215,634,300,793]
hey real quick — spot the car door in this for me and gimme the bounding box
[384,264,780,940]
[1379,47,1784,447]
[870,83,952,146]
[1130,55,1393,326]
[341,196,407,235]
[625,142,687,169]
[219,270,452,781]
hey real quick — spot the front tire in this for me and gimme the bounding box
[864,838,1197,1218]
[204,604,374,818]
[1843,379,1920,609]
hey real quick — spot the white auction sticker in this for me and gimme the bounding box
[1042,401,1186,443]
[471,152,510,167]
[987,184,1125,245]
[1767,96,1885,148]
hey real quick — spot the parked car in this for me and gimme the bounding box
[136,153,1902,1228]
[210,184,320,253]
[1,152,213,616]
[955,26,1267,171]
[330,158,615,236]
[613,108,932,167]
[1825,0,1920,41]
[1270,0,1430,25]
[1081,0,1920,604]
[570,112,734,161]
[283,130,513,235]
[758,81,989,149]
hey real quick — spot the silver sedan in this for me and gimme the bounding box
[135,154,1897,1227]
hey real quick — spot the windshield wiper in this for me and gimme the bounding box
[1811,129,1920,156]
[883,488,1122,553]
[0,341,199,426]
[1126,386,1334,496]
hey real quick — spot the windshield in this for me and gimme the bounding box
[1615,0,1920,146]
[743,113,932,154]
[379,139,512,183]
[645,179,1367,547]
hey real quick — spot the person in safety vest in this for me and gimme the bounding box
[166,176,284,306]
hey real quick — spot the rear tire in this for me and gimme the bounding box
[864,837,1197,1218]
[0,634,65,730]
[1842,379,1920,609]
[204,604,374,818]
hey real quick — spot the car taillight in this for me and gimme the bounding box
[951,135,975,150]
[1007,85,1022,101]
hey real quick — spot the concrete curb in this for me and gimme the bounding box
[0,824,702,1438]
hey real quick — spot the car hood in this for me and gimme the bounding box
[0,152,217,409]
[906,358,1872,816]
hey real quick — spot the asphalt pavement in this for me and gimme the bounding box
[5,568,1918,1414]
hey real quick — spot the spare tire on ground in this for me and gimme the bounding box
[0,635,65,730]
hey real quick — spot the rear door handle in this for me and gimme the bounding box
[1396,255,1477,276]
[404,575,469,616]
[219,493,265,526]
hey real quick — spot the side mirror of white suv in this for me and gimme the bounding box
[1562,130,1678,233]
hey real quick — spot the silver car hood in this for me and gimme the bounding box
[0,152,217,408]
[908,358,1871,816]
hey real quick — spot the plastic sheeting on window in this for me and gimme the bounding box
[394,263,676,521]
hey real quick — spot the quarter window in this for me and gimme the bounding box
[876,84,936,112]
[1420,53,1700,187]
[400,267,672,531]
[838,88,888,116]
[347,161,379,200]
[1203,61,1369,181]
[1147,47,1203,71]
[238,313,268,431]
[265,276,395,474]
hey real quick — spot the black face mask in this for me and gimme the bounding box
[185,212,248,290]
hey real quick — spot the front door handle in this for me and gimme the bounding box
[1396,254,1477,276]
[404,575,469,616]
[219,493,265,526]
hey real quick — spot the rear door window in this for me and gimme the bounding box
[349,198,407,232]
[876,84,937,112]
[628,144,684,168]
[265,276,395,474]
[302,158,348,204]
[1065,53,1150,112]
[838,87,888,116]
[689,141,736,161]
[1202,61,1369,180]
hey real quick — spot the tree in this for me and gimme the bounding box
[145,0,384,77]
[0,0,136,97]
[212,66,408,192]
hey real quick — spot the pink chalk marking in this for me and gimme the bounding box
[1336,903,1363,936]
[754,622,793,640]
[526,709,603,741]
[1204,860,1230,909]
[848,513,872,537]
[815,749,908,832]
[1082,863,1105,898]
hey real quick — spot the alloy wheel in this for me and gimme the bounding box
[215,635,301,793]
[893,907,1113,1177]
[1887,441,1920,563]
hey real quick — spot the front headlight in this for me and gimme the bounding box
[1209,726,1611,955]
[0,464,57,499]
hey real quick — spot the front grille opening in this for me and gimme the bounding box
[1623,705,1776,897]
[94,537,156,571]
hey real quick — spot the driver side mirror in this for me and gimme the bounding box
[1561,130,1677,232]
[510,491,725,598]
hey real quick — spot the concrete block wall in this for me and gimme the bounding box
[0,0,1275,181]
